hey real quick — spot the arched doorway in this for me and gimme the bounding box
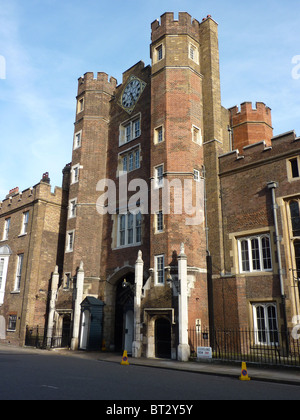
[155,318,171,359]
[114,273,134,354]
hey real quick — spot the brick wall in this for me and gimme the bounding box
[0,176,68,345]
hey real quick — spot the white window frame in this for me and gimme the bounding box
[66,230,75,253]
[117,212,142,248]
[119,114,141,146]
[7,314,17,331]
[0,256,9,304]
[2,218,11,241]
[193,169,200,182]
[189,42,199,64]
[77,97,84,114]
[154,164,164,189]
[20,211,29,235]
[73,130,82,150]
[68,198,77,219]
[237,234,272,273]
[154,255,165,285]
[154,43,164,63]
[71,164,80,184]
[154,125,164,144]
[156,210,164,233]
[14,254,24,292]
[118,145,141,175]
[192,125,202,145]
[252,303,279,345]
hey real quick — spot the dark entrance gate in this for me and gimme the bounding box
[114,273,134,353]
[155,318,171,358]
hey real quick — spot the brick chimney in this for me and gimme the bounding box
[41,172,50,184]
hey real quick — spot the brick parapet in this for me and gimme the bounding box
[0,181,64,215]
[219,130,299,175]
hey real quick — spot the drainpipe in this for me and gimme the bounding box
[202,165,215,342]
[267,181,289,355]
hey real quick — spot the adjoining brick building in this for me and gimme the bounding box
[0,171,69,345]
[1,12,299,360]
[217,126,300,350]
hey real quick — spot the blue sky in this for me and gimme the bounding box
[0,0,299,198]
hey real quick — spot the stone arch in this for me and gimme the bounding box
[145,310,174,358]
[0,245,12,255]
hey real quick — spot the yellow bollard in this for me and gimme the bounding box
[239,362,251,381]
[101,339,106,351]
[121,350,129,365]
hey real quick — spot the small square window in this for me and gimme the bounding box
[155,255,165,285]
[74,131,82,149]
[154,126,164,144]
[77,97,84,113]
[156,211,164,232]
[156,44,163,61]
[289,158,299,178]
[8,314,17,331]
[192,125,202,145]
[69,199,77,219]
[155,165,164,188]
[66,231,75,252]
[71,165,80,184]
[193,169,200,182]
[189,43,199,64]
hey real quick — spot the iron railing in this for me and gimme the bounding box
[25,326,71,349]
[188,327,300,367]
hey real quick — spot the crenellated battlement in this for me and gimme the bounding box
[0,177,64,213]
[229,102,272,125]
[229,102,273,150]
[77,71,117,96]
[219,130,299,175]
[151,12,201,43]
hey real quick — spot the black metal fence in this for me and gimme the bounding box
[25,326,71,349]
[189,327,300,367]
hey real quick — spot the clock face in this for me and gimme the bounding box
[122,79,142,108]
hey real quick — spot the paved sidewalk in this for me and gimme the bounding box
[1,343,299,386]
[88,351,300,386]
